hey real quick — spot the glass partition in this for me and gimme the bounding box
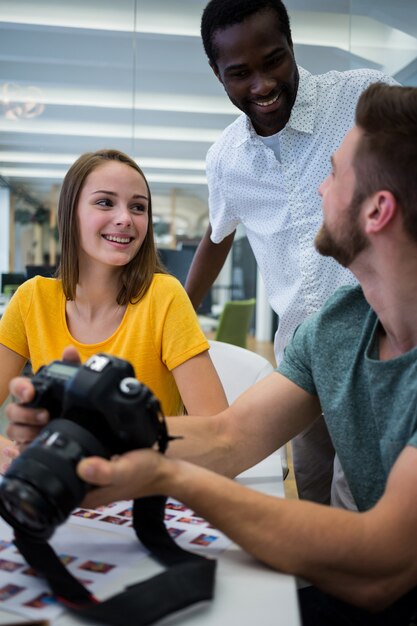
[0,0,416,273]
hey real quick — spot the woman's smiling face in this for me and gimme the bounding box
[76,160,149,270]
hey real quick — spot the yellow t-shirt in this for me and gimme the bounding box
[0,274,209,415]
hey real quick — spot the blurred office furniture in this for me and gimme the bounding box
[3,285,18,298]
[25,264,57,279]
[1,272,26,295]
[208,339,287,476]
[215,298,256,348]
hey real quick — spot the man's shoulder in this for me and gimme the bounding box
[314,67,398,92]
[207,113,248,162]
[284,285,371,379]
[316,284,369,322]
[296,284,369,340]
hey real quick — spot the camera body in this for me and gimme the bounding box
[26,353,168,454]
[0,353,169,539]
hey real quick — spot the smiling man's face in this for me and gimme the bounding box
[211,8,299,136]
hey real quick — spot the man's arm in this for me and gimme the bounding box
[165,372,320,476]
[78,444,417,612]
[166,447,417,611]
[6,370,319,477]
[184,225,235,311]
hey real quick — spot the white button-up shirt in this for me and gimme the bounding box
[207,66,398,362]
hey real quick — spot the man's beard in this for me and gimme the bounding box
[315,210,368,268]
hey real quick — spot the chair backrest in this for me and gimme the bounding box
[208,340,287,472]
[208,339,273,404]
[214,298,256,348]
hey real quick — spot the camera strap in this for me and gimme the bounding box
[14,495,217,625]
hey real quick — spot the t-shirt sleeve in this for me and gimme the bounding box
[0,282,31,358]
[406,431,417,449]
[206,144,240,244]
[277,319,318,397]
[151,276,209,371]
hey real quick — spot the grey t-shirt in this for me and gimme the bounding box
[279,285,417,511]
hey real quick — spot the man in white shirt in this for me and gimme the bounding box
[185,0,397,507]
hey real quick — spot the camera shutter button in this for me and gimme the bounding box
[119,377,141,396]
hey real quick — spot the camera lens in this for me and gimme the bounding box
[0,478,49,531]
[0,419,109,540]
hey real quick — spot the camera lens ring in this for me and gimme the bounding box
[0,419,110,540]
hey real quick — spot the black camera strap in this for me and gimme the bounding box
[14,495,217,625]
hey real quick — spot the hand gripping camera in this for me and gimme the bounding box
[0,353,170,540]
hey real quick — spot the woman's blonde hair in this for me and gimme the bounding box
[57,149,166,304]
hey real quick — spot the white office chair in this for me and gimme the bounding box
[208,340,288,476]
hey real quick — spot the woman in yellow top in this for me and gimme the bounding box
[0,149,227,456]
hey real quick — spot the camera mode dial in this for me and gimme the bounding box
[119,377,142,396]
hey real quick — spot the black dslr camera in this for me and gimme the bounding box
[0,353,170,540]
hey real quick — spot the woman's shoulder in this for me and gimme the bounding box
[3,276,63,322]
[23,275,63,296]
[149,272,184,295]
[134,273,193,319]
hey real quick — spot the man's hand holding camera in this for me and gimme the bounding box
[3,346,179,533]
[6,364,183,508]
[77,449,176,509]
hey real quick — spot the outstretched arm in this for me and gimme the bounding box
[184,225,235,311]
[78,444,417,613]
[8,368,318,478]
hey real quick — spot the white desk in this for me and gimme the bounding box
[0,453,301,626]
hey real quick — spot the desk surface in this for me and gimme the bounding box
[0,453,301,626]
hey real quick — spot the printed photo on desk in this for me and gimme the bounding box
[69,498,232,555]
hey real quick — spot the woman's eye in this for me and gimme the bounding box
[131,204,146,213]
[96,198,113,208]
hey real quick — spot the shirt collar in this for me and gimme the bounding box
[233,65,316,146]
[286,66,316,134]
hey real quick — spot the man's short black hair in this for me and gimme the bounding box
[201,0,293,66]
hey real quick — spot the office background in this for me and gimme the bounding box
[1,0,416,337]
